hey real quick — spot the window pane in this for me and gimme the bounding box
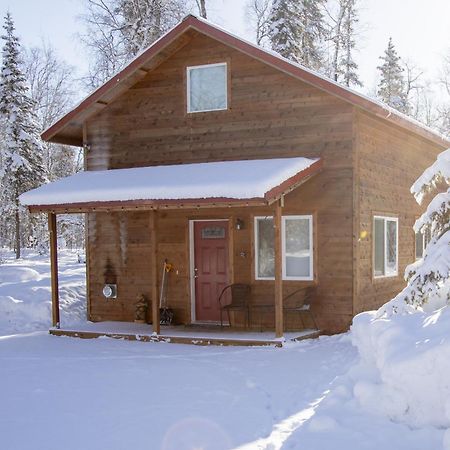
[285,218,311,278]
[189,64,227,112]
[386,220,397,274]
[374,218,385,276]
[257,218,274,278]
[415,231,424,259]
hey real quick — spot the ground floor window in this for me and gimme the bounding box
[373,216,398,278]
[254,215,313,281]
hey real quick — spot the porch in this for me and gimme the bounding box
[49,321,320,347]
[20,157,326,341]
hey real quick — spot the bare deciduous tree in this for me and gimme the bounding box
[195,0,207,18]
[80,0,188,88]
[246,0,272,46]
[24,43,80,181]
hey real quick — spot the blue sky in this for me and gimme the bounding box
[0,0,449,96]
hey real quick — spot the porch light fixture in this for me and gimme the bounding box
[236,218,244,230]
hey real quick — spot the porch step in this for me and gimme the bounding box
[49,324,321,347]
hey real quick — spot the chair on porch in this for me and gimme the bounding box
[218,284,251,328]
[250,286,318,331]
[282,286,318,330]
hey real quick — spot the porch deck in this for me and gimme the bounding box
[49,321,321,347]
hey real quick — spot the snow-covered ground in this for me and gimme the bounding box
[0,252,448,449]
[0,249,86,334]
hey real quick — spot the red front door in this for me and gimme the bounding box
[194,221,229,322]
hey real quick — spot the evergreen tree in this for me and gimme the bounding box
[381,148,450,316]
[0,13,46,258]
[377,38,409,113]
[268,0,326,70]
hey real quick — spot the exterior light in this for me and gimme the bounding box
[236,218,244,230]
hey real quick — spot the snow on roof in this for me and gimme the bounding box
[20,157,320,208]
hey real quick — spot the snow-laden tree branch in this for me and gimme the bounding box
[379,148,450,316]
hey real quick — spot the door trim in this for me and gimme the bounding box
[189,219,229,324]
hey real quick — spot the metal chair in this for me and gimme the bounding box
[218,284,251,328]
[283,286,318,330]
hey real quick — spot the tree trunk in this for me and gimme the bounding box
[15,208,21,259]
[197,0,207,19]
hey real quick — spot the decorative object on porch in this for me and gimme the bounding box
[102,284,117,299]
[218,284,251,328]
[103,258,116,283]
[159,259,174,325]
[134,294,148,323]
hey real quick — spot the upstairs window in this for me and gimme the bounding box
[374,216,398,278]
[187,63,227,113]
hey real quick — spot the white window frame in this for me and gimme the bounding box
[282,215,314,281]
[186,62,228,113]
[373,215,399,278]
[254,215,314,281]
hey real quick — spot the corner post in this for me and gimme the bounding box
[274,199,283,338]
[150,210,160,334]
[48,213,60,328]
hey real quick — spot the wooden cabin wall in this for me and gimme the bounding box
[85,32,353,171]
[84,31,356,333]
[88,211,153,322]
[354,110,444,314]
[87,163,354,333]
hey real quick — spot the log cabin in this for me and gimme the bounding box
[20,15,450,344]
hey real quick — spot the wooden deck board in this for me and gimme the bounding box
[49,323,321,347]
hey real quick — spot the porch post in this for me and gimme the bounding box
[150,210,160,334]
[274,199,283,338]
[48,213,60,328]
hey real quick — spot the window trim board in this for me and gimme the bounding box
[254,215,314,281]
[186,62,228,114]
[373,215,399,279]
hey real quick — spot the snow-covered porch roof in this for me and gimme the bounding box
[20,157,322,213]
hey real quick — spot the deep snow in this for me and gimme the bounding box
[0,249,86,334]
[0,252,448,450]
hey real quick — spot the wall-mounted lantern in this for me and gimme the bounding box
[236,218,244,230]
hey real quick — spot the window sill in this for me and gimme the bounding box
[373,273,399,281]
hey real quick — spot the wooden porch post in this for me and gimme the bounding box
[150,210,160,334]
[274,199,283,338]
[48,213,60,328]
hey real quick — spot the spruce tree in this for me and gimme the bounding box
[380,148,450,316]
[268,0,302,62]
[0,13,46,258]
[377,38,409,114]
[297,0,326,70]
[268,0,326,70]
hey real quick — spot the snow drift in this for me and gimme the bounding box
[351,306,450,432]
[0,250,86,334]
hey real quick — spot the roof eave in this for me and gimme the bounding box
[41,14,450,149]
